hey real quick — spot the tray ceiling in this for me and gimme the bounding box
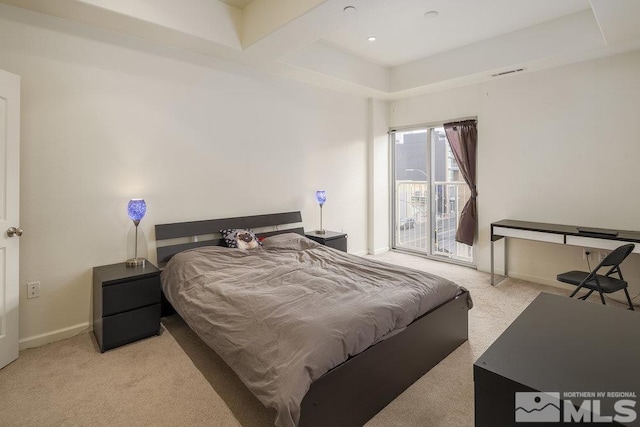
[1,0,639,99]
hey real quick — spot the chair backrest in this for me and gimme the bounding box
[598,243,635,268]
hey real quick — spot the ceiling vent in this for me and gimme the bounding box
[491,68,526,77]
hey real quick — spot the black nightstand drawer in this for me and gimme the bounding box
[102,303,161,351]
[93,262,162,352]
[305,230,348,253]
[324,237,347,252]
[103,276,160,316]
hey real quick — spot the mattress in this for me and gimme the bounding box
[161,232,470,427]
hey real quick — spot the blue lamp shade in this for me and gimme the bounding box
[126,198,147,267]
[127,199,147,223]
[315,190,326,206]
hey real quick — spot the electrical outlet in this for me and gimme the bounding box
[582,249,592,260]
[27,281,40,299]
[599,251,609,262]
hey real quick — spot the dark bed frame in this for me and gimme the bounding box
[155,211,470,427]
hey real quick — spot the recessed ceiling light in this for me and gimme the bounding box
[343,6,356,14]
[367,36,377,42]
[424,10,439,19]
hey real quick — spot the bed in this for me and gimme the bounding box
[156,211,471,427]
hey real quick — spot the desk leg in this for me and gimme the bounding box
[491,241,495,285]
[491,238,507,286]
[504,238,508,278]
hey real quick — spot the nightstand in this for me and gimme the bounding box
[93,261,161,352]
[305,230,348,252]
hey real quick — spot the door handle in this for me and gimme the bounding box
[7,227,23,237]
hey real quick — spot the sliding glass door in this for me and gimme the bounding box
[391,127,474,264]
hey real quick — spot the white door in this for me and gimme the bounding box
[0,69,20,369]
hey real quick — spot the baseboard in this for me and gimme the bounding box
[352,250,368,256]
[506,272,572,291]
[19,322,91,351]
[372,246,390,255]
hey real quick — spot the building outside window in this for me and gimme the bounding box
[391,126,473,264]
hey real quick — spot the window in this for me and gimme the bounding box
[391,126,473,264]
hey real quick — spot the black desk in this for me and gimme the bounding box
[490,219,640,285]
[474,293,640,426]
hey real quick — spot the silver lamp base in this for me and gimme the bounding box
[316,229,326,234]
[126,258,146,267]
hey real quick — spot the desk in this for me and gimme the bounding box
[474,293,640,426]
[490,219,640,285]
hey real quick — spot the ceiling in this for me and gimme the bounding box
[322,0,590,67]
[1,0,640,99]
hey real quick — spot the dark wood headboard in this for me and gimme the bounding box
[155,211,303,266]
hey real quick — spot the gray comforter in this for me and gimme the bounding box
[161,233,470,427]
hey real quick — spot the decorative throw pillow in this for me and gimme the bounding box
[220,229,262,250]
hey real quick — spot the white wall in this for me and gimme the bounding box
[367,98,390,255]
[391,49,640,293]
[0,5,370,348]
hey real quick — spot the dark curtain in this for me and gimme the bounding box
[444,120,477,246]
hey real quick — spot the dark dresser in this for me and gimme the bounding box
[305,230,348,252]
[474,293,640,426]
[93,262,161,352]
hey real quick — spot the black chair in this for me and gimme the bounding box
[557,243,635,310]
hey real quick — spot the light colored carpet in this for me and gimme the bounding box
[2,251,623,426]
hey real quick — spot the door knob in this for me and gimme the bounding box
[7,227,23,237]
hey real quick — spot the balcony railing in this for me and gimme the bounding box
[395,180,473,263]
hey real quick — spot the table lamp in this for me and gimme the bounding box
[315,190,326,234]
[126,198,146,267]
